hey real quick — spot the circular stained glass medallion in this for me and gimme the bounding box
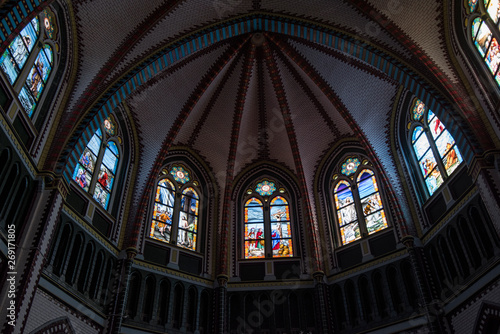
[255,180,276,196]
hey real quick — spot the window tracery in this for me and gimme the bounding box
[409,99,463,196]
[149,164,200,251]
[243,179,294,259]
[332,157,388,245]
[72,115,121,210]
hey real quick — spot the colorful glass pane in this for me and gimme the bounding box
[177,212,197,250]
[366,211,388,234]
[18,86,36,116]
[156,182,175,206]
[412,127,431,160]
[340,222,360,244]
[485,0,500,23]
[443,146,463,175]
[470,0,479,11]
[97,165,114,191]
[334,181,354,208]
[419,149,438,178]
[79,148,97,173]
[341,158,360,176]
[245,222,265,259]
[43,9,56,39]
[337,204,357,227]
[9,35,30,70]
[256,180,276,196]
[245,204,264,223]
[72,164,91,191]
[413,99,425,120]
[0,50,19,84]
[102,146,118,173]
[170,166,190,184]
[150,221,171,243]
[428,111,445,139]
[361,193,383,216]
[103,117,116,136]
[435,130,455,158]
[93,183,110,209]
[26,62,44,100]
[486,38,500,75]
[158,179,175,190]
[473,18,492,57]
[87,131,102,155]
[272,238,293,257]
[424,166,443,195]
[357,170,377,198]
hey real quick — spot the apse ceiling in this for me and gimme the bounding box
[44,0,476,235]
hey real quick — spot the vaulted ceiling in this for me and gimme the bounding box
[32,0,486,244]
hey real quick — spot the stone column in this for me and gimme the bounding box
[402,235,445,333]
[105,247,137,334]
[213,274,228,333]
[0,177,67,334]
[313,271,334,333]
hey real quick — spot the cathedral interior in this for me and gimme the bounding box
[1,0,500,333]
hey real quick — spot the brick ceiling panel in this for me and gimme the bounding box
[288,40,412,223]
[262,58,297,174]
[366,0,458,83]
[127,45,230,200]
[68,0,166,110]
[191,57,245,191]
[106,0,254,84]
[260,0,411,59]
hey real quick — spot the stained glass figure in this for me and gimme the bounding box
[93,140,119,209]
[270,196,293,257]
[73,130,101,191]
[43,9,56,39]
[18,86,36,116]
[245,198,265,259]
[150,179,175,243]
[334,181,360,244]
[357,170,387,234]
[103,116,116,136]
[413,99,425,120]
[473,18,492,57]
[485,0,500,23]
[341,158,360,176]
[255,180,276,196]
[177,187,199,250]
[170,166,190,184]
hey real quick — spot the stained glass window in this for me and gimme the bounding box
[410,100,463,196]
[333,158,388,245]
[469,2,500,86]
[244,181,294,259]
[149,165,201,252]
[72,119,121,210]
[0,17,39,84]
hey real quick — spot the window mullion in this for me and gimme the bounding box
[89,137,105,195]
[171,190,181,245]
[352,184,368,237]
[425,127,448,180]
[264,202,272,258]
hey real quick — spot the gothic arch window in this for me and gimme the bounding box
[409,99,463,196]
[71,115,122,210]
[149,164,201,252]
[243,179,294,259]
[332,156,389,245]
[0,8,59,119]
[467,0,500,86]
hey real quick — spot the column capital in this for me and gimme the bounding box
[125,247,138,260]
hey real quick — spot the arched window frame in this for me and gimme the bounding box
[331,157,390,246]
[465,0,500,87]
[241,179,295,259]
[71,116,123,211]
[0,8,59,122]
[407,99,463,197]
[149,164,202,252]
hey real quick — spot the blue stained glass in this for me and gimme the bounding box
[470,0,478,11]
[158,179,174,190]
[18,86,36,117]
[96,128,102,138]
[72,164,91,191]
[9,35,30,69]
[246,205,264,223]
[182,187,199,199]
[246,198,262,206]
[31,17,39,34]
[358,175,376,199]
[102,147,118,173]
[270,196,287,206]
[485,0,500,23]
[79,148,97,173]
[1,51,19,84]
[87,132,101,155]
[413,127,430,160]
[157,185,174,206]
[33,48,52,83]
[270,205,289,222]
[93,183,110,209]
[107,141,119,156]
[21,22,38,54]
[473,19,492,57]
[26,64,43,100]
